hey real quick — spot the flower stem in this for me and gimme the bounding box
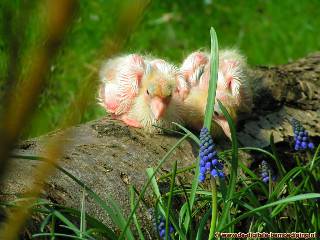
[209,178,217,240]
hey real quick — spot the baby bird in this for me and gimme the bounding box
[98,54,188,132]
[180,49,252,138]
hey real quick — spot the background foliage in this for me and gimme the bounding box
[1,0,320,137]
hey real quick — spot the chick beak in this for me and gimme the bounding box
[150,96,167,120]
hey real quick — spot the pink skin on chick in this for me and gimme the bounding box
[99,54,145,127]
[149,96,168,120]
[180,49,252,138]
[98,54,187,132]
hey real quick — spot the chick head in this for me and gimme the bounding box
[142,64,175,120]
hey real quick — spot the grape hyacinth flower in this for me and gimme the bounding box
[291,118,314,151]
[148,208,174,239]
[157,216,174,240]
[198,127,224,182]
[260,160,275,183]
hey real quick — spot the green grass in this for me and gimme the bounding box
[1,0,320,137]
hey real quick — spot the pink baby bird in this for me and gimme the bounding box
[98,54,189,132]
[180,49,252,138]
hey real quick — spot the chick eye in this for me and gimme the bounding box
[146,89,150,95]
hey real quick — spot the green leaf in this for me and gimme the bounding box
[208,178,218,240]
[178,203,188,228]
[270,166,304,200]
[54,206,117,239]
[40,213,52,233]
[166,160,177,240]
[53,165,134,239]
[173,123,200,235]
[231,199,274,228]
[270,133,286,176]
[129,186,145,240]
[228,147,277,163]
[220,193,320,231]
[52,210,79,234]
[238,161,268,197]
[203,27,219,130]
[147,167,187,239]
[80,189,86,238]
[146,168,163,204]
[173,122,200,145]
[310,143,320,170]
[176,182,193,237]
[195,207,211,240]
[217,100,239,231]
[183,159,200,235]
[31,233,84,239]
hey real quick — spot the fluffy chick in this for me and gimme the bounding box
[180,49,252,138]
[98,54,188,132]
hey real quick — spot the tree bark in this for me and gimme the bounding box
[239,52,320,147]
[0,52,319,238]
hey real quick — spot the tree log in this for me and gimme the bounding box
[0,52,319,238]
[239,52,320,146]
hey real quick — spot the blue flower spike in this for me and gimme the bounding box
[199,127,225,182]
[291,118,314,151]
[260,160,275,183]
[157,216,174,240]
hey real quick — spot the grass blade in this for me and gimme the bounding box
[165,160,177,240]
[31,233,84,239]
[224,147,277,163]
[40,213,52,233]
[80,189,86,238]
[196,207,211,240]
[52,205,117,239]
[203,27,219,130]
[208,178,218,239]
[52,210,79,234]
[175,178,193,238]
[202,27,220,240]
[146,167,187,239]
[183,158,200,235]
[173,123,201,235]
[129,186,145,240]
[55,167,134,239]
[310,143,320,170]
[217,100,239,231]
[270,133,286,176]
[173,122,200,145]
[221,193,320,231]
[178,203,188,228]
[55,168,134,239]
[270,166,304,200]
[146,168,163,204]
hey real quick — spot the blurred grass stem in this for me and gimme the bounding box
[0,0,77,180]
[0,0,150,239]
